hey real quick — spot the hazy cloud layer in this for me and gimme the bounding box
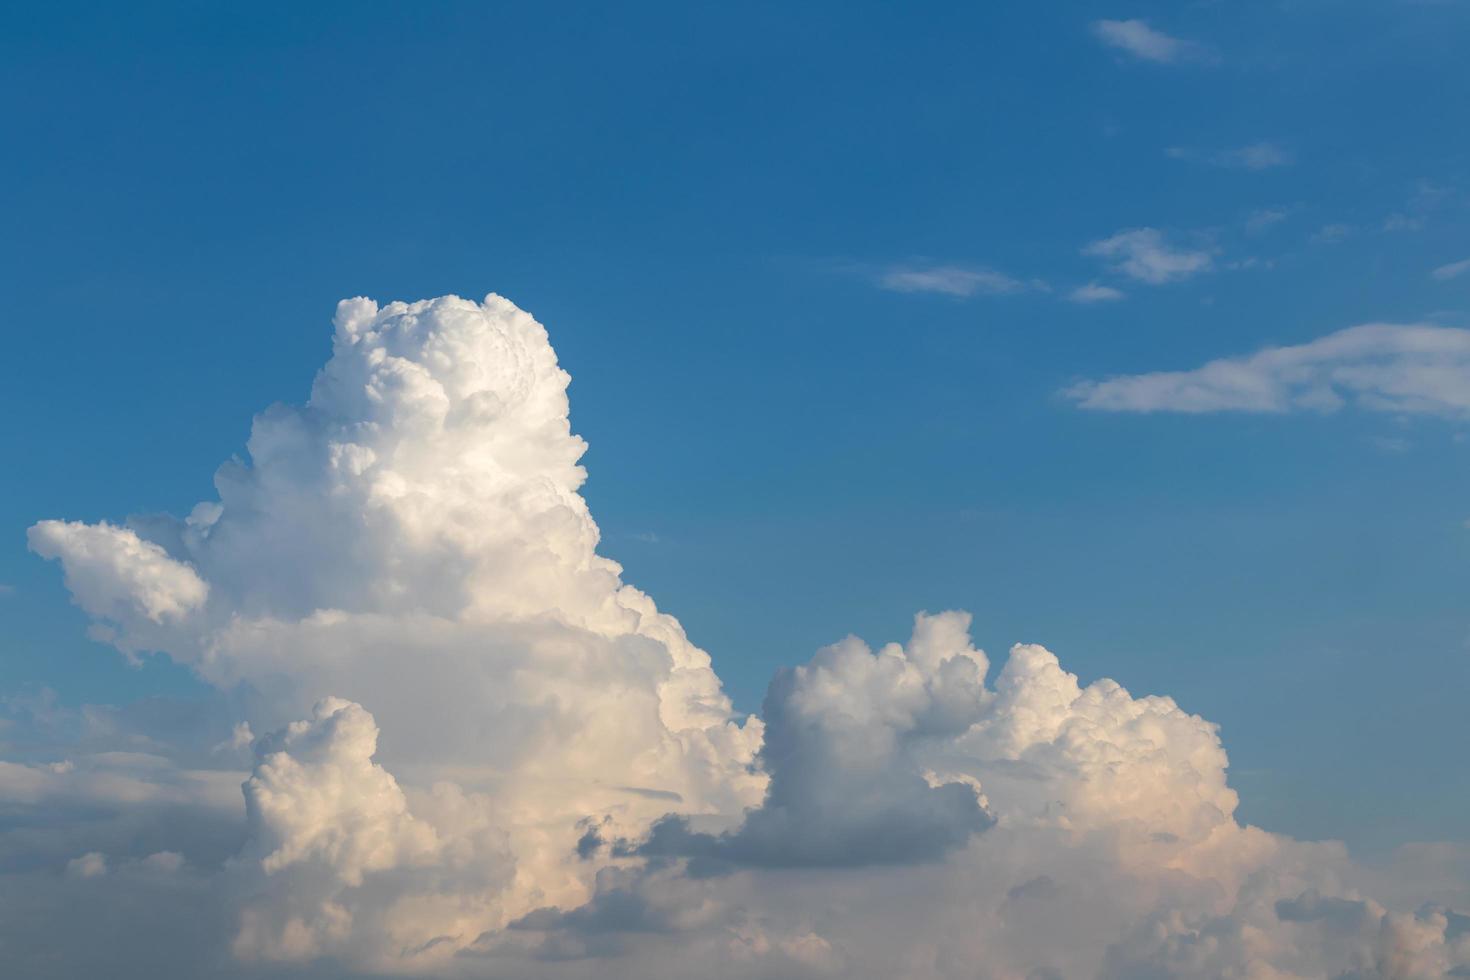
[1066,323,1470,417]
[10,294,1468,978]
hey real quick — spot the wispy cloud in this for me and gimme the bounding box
[1368,435,1411,454]
[1433,257,1470,281]
[1068,282,1126,304]
[877,263,1041,298]
[1082,228,1213,285]
[1091,19,1214,65]
[1065,323,1470,418]
[1384,179,1456,233]
[1311,223,1353,245]
[1169,143,1293,171]
[1244,207,1290,235]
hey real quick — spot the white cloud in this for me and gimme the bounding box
[234,698,447,961]
[1091,19,1213,65]
[877,263,1035,297]
[1433,257,1470,280]
[1069,282,1126,304]
[1083,227,1214,284]
[27,521,208,629]
[1066,323,1470,417]
[242,698,437,886]
[11,293,1469,978]
[25,294,767,973]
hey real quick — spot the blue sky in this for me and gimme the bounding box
[4,0,1470,864]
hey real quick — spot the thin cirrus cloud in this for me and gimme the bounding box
[1083,227,1214,285]
[1432,257,1470,281]
[9,294,1470,978]
[1312,222,1354,245]
[1386,180,1455,234]
[1065,323,1470,417]
[1091,19,1215,65]
[1168,142,1294,171]
[876,263,1041,297]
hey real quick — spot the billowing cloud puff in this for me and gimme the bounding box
[9,293,1467,978]
[27,520,208,631]
[630,613,994,870]
[234,697,484,963]
[242,698,437,886]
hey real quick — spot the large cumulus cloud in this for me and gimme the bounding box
[9,293,1467,979]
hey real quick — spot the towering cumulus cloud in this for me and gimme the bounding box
[13,294,1469,978]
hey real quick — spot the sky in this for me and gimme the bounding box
[2,3,1470,978]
